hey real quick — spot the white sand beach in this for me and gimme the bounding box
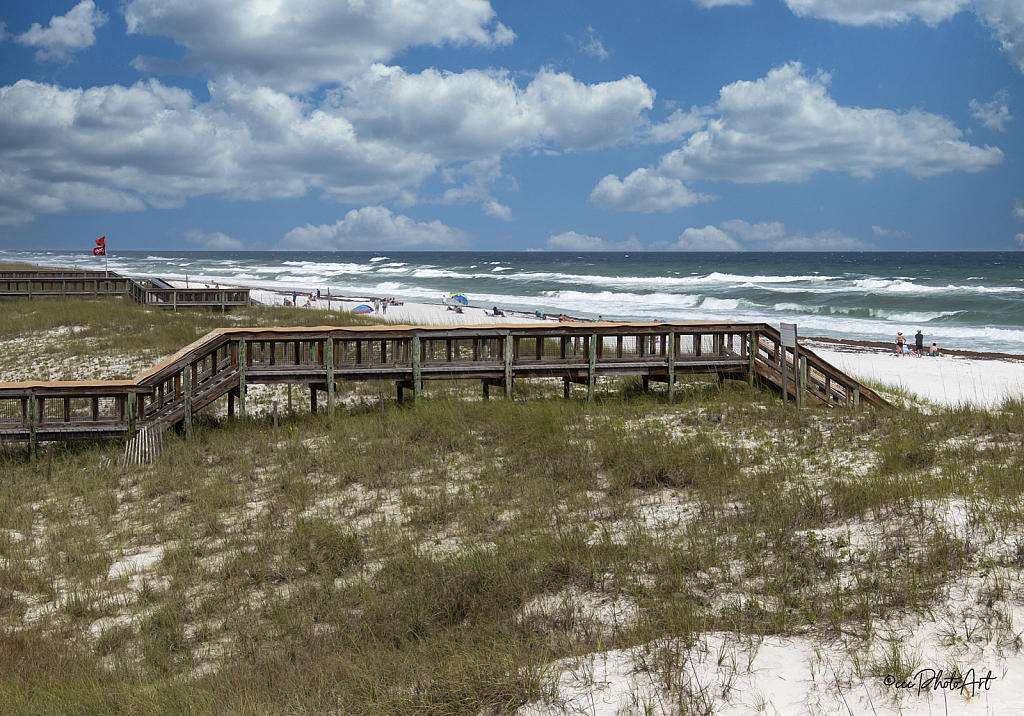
[806,341,1024,409]
[248,287,551,326]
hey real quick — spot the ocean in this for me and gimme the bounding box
[3,250,1023,355]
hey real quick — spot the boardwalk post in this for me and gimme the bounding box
[126,392,137,436]
[748,331,756,386]
[412,336,422,401]
[780,323,797,405]
[564,376,570,399]
[237,339,247,419]
[668,331,675,403]
[183,365,193,438]
[28,395,37,460]
[798,356,807,410]
[310,385,318,413]
[587,333,596,403]
[326,337,335,417]
[504,334,513,398]
[793,330,802,410]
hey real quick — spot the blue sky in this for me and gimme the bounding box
[1,0,1022,252]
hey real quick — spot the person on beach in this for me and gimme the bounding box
[895,332,906,356]
[442,294,448,307]
[928,343,943,357]
[915,330,924,355]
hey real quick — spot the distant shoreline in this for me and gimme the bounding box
[804,335,1024,362]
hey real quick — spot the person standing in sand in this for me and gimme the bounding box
[895,332,906,356]
[915,330,924,355]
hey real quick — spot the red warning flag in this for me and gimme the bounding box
[93,236,106,256]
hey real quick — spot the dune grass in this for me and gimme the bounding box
[1,299,1023,714]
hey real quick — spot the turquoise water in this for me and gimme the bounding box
[4,250,1023,354]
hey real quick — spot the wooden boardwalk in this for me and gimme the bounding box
[0,322,889,453]
[1,269,249,310]
[0,271,128,298]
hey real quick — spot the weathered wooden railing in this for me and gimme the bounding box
[0,272,128,298]
[127,279,249,311]
[0,322,890,452]
[0,270,248,310]
[0,381,146,450]
[750,325,889,409]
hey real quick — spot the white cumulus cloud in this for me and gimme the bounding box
[768,228,871,250]
[546,231,645,251]
[871,225,909,238]
[280,206,470,250]
[594,63,1003,213]
[124,0,514,93]
[483,200,513,221]
[0,79,439,222]
[645,106,714,144]
[570,26,610,60]
[0,62,655,224]
[719,219,787,242]
[1015,199,1024,221]
[15,0,108,63]
[657,219,872,251]
[338,65,654,154]
[780,0,1024,74]
[596,62,1004,213]
[976,0,1024,73]
[590,168,716,213]
[667,226,745,251]
[663,62,1003,182]
[185,230,247,250]
[691,0,753,6]
[782,0,969,26]
[970,90,1013,131]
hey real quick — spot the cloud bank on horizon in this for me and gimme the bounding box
[0,0,1022,251]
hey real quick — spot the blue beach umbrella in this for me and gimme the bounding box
[448,293,469,305]
[351,304,374,314]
